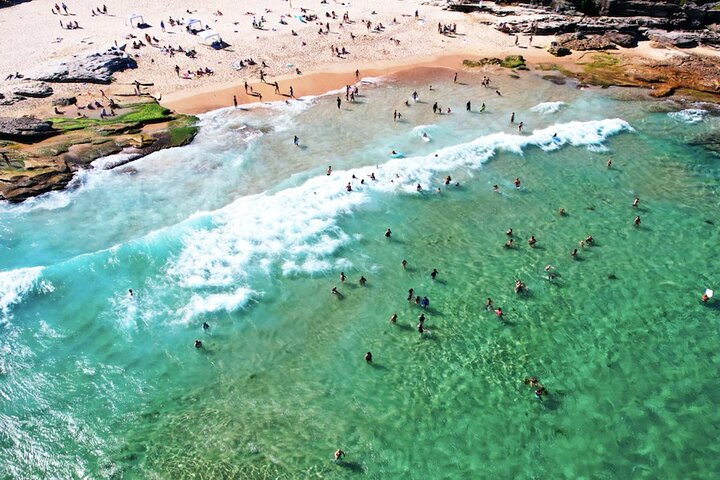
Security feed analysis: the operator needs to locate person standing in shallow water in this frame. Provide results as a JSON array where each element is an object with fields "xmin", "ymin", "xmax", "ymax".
[
  {"xmin": 385, "ymin": 228, "xmax": 392, "ymax": 238},
  {"xmin": 364, "ymin": 351, "xmax": 372, "ymax": 363},
  {"xmin": 634, "ymin": 215, "xmax": 641, "ymax": 226}
]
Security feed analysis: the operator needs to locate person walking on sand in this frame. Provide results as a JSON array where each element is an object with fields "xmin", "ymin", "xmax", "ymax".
[
  {"xmin": 454, "ymin": 72, "xmax": 458, "ymax": 83},
  {"xmin": 233, "ymin": 95, "xmax": 237, "ymax": 108},
  {"xmin": 355, "ymin": 69, "xmax": 360, "ymax": 79},
  {"xmin": 289, "ymin": 86, "xmax": 295, "ymax": 98},
  {"xmin": 466, "ymin": 101, "xmax": 471, "ymax": 111},
  {"xmin": 294, "ymin": 135, "xmax": 299, "ymax": 146},
  {"xmin": 337, "ymin": 97, "xmax": 341, "ymax": 109}
]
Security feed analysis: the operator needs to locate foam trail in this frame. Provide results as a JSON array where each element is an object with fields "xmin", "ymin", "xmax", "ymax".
[
  {"xmin": 668, "ymin": 109, "xmax": 707, "ymax": 124},
  {"xmin": 530, "ymin": 101, "xmax": 566, "ymax": 115}
]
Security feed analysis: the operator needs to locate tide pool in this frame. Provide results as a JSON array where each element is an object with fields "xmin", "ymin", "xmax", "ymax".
[{"xmin": 1, "ymin": 68, "xmax": 719, "ymax": 479}]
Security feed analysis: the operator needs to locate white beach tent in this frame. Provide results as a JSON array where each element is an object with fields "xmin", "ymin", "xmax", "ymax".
[
  {"xmin": 185, "ymin": 18, "xmax": 203, "ymax": 31},
  {"xmin": 126, "ymin": 14, "xmax": 144, "ymax": 27},
  {"xmin": 198, "ymin": 30, "xmax": 222, "ymax": 45}
]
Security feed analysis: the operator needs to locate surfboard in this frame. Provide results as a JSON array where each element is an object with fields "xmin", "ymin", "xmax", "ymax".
[{"xmin": 389, "ymin": 152, "xmax": 404, "ymax": 158}]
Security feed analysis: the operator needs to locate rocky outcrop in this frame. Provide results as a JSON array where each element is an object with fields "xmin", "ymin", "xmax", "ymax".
[
  {"xmin": 12, "ymin": 82, "xmax": 54, "ymax": 98},
  {"xmin": 556, "ymin": 31, "xmax": 637, "ymax": 50},
  {"xmin": 0, "ymin": 116, "xmax": 57, "ymax": 141},
  {"xmin": 31, "ymin": 47, "xmax": 137, "ymax": 84},
  {"xmin": 646, "ymin": 28, "xmax": 720, "ymax": 47},
  {"xmin": 52, "ymin": 96, "xmax": 77, "ymax": 107},
  {"xmin": 0, "ymin": 163, "xmax": 73, "ymax": 202}
]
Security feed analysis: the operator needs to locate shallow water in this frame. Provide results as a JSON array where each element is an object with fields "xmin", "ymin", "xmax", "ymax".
[{"xmin": 1, "ymin": 68, "xmax": 719, "ymax": 479}]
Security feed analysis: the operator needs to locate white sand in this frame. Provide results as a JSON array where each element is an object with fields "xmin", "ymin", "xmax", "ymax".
[{"xmin": 0, "ymin": 0, "xmax": 562, "ymax": 116}]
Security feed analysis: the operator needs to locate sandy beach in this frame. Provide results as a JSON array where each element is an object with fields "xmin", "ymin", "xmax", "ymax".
[{"xmin": 0, "ymin": 0, "xmax": 573, "ymax": 117}]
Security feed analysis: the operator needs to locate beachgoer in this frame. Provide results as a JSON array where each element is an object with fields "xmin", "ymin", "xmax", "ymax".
[
  {"xmin": 518, "ymin": 122, "xmax": 524, "ymax": 133},
  {"xmin": 337, "ymin": 97, "xmax": 341, "ymax": 109},
  {"xmin": 466, "ymin": 101, "xmax": 471, "ymax": 111},
  {"xmin": 480, "ymin": 103, "xmax": 486, "ymax": 112},
  {"xmin": 294, "ymin": 135, "xmax": 299, "ymax": 146}
]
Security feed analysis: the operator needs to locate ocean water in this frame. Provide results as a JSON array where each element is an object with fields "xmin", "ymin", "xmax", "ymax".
[{"xmin": 1, "ymin": 67, "xmax": 719, "ymax": 479}]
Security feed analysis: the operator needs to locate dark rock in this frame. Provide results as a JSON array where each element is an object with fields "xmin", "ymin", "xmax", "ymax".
[
  {"xmin": 52, "ymin": 96, "xmax": 77, "ymax": 107},
  {"xmin": 31, "ymin": 47, "xmax": 137, "ymax": 84},
  {"xmin": 647, "ymin": 29, "xmax": 701, "ymax": 48},
  {"xmin": 556, "ymin": 30, "xmax": 638, "ymax": 50},
  {"xmin": 0, "ymin": 95, "xmax": 24, "ymax": 106},
  {"xmin": 543, "ymin": 74, "xmax": 567, "ymax": 85},
  {"xmin": 0, "ymin": 165, "xmax": 73, "ymax": 202},
  {"xmin": 0, "ymin": 116, "xmax": 58, "ymax": 141},
  {"xmin": 548, "ymin": 43, "xmax": 572, "ymax": 57},
  {"xmin": 12, "ymin": 82, "xmax": 54, "ymax": 98}
]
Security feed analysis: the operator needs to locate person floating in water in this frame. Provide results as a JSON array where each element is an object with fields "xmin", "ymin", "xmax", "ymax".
[
  {"xmin": 194, "ymin": 340, "xmax": 203, "ymax": 349},
  {"xmin": 334, "ymin": 449, "xmax": 345, "ymax": 462},
  {"xmin": 364, "ymin": 351, "xmax": 372, "ymax": 363}
]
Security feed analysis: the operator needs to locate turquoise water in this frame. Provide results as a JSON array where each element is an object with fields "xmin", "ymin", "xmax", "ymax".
[{"xmin": 1, "ymin": 68, "xmax": 719, "ymax": 479}]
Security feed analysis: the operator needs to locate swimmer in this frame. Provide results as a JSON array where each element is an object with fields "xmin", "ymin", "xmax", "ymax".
[
  {"xmin": 634, "ymin": 215, "xmax": 641, "ymax": 226},
  {"xmin": 370, "ymin": 172, "xmax": 376, "ymax": 181},
  {"xmin": 202, "ymin": 322, "xmax": 210, "ymax": 330},
  {"xmin": 559, "ymin": 207, "xmax": 566, "ymax": 216},
  {"xmin": 701, "ymin": 293, "xmax": 709, "ymax": 303},
  {"xmin": 495, "ymin": 307, "xmax": 503, "ymax": 318},
  {"xmin": 418, "ymin": 313, "xmax": 425, "ymax": 324},
  {"xmin": 493, "ymin": 184, "xmax": 500, "ymax": 192},
  {"xmin": 632, "ymin": 197, "xmax": 639, "ymax": 208},
  {"xmin": 506, "ymin": 228, "xmax": 513, "ymax": 236},
  {"xmin": 331, "ymin": 286, "xmax": 339, "ymax": 295},
  {"xmin": 585, "ymin": 236, "xmax": 594, "ymax": 245},
  {"xmin": 417, "ymin": 322, "xmax": 424, "ymax": 333},
  {"xmin": 571, "ymin": 248, "xmax": 578, "ymax": 258},
  {"xmin": 528, "ymin": 235, "xmax": 536, "ymax": 247},
  {"xmin": 402, "ymin": 259, "xmax": 408, "ymax": 269},
  {"xmin": 340, "ymin": 272, "xmax": 346, "ymax": 282},
  {"xmin": 407, "ymin": 288, "xmax": 414, "ymax": 300},
  {"xmin": 504, "ymin": 238, "xmax": 514, "ymax": 248},
  {"xmin": 385, "ymin": 228, "xmax": 392, "ymax": 238},
  {"xmin": 390, "ymin": 313, "xmax": 398, "ymax": 323},
  {"xmin": 422, "ymin": 132, "xmax": 429, "ymax": 141},
  {"xmin": 524, "ymin": 376, "xmax": 541, "ymax": 387},
  {"xmin": 518, "ymin": 122, "xmax": 524, "ymax": 133},
  {"xmin": 445, "ymin": 175, "xmax": 451, "ymax": 185},
  {"xmin": 579, "ymin": 240, "xmax": 585, "ymax": 249},
  {"xmin": 327, "ymin": 166, "xmax": 332, "ymax": 176},
  {"xmin": 391, "ymin": 150, "xmax": 398, "ymax": 155},
  {"xmin": 128, "ymin": 289, "xmax": 133, "ymax": 297},
  {"xmin": 415, "ymin": 295, "xmax": 421, "ymax": 305},
  {"xmin": 486, "ymin": 298, "xmax": 493, "ymax": 310},
  {"xmin": 544, "ymin": 265, "xmax": 554, "ymax": 272},
  {"xmin": 364, "ymin": 351, "xmax": 372, "ymax": 363},
  {"xmin": 416, "ymin": 184, "xmax": 422, "ymax": 192},
  {"xmin": 421, "ymin": 296, "xmax": 430, "ymax": 309},
  {"xmin": 346, "ymin": 182, "xmax": 352, "ymax": 192},
  {"xmin": 194, "ymin": 339, "xmax": 203, "ymax": 349},
  {"xmin": 436, "ymin": 187, "xmax": 441, "ymax": 194},
  {"xmin": 334, "ymin": 449, "xmax": 345, "ymax": 462},
  {"xmin": 513, "ymin": 178, "xmax": 521, "ymax": 189},
  {"xmin": 607, "ymin": 159, "xmax": 612, "ymax": 168},
  {"xmin": 535, "ymin": 387, "xmax": 548, "ymax": 399},
  {"xmin": 431, "ymin": 268, "xmax": 438, "ymax": 280},
  {"xmin": 359, "ymin": 276, "xmax": 367, "ymax": 286}
]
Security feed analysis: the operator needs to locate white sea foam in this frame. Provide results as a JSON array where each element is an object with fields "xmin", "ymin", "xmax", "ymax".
[
  {"xmin": 530, "ymin": 101, "xmax": 566, "ymax": 115},
  {"xmin": 181, "ymin": 287, "xmax": 257, "ymax": 322},
  {"xmin": 668, "ymin": 109, "xmax": 708, "ymax": 124},
  {"xmin": 166, "ymin": 118, "xmax": 632, "ymax": 299},
  {"xmin": 0, "ymin": 267, "xmax": 44, "ymax": 319}
]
